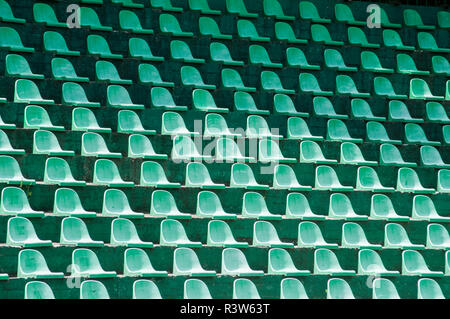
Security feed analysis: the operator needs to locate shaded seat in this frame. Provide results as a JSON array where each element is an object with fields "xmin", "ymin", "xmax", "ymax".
[
  {"xmin": 237, "ymin": 19, "xmax": 270, "ymax": 42},
  {"xmin": 140, "ymin": 161, "xmax": 180, "ymax": 187},
  {"xmin": 93, "ymin": 159, "xmax": 134, "ymax": 187},
  {"xmin": 385, "ymin": 223, "xmax": 425, "ymax": 249},
  {"xmin": 87, "ymin": 35, "xmax": 121, "ymax": 59},
  {"xmin": 280, "ymin": 278, "xmax": 309, "ymax": 299},
  {"xmin": 150, "ymin": 0, "xmax": 182, "ymax": 12},
  {"xmin": 417, "ymin": 32, "xmax": 450, "ymax": 53},
  {"xmin": 340, "ymin": 142, "xmax": 377, "ymax": 166},
  {"xmin": 313, "ymin": 96, "xmax": 348, "ymax": 119},
  {"xmin": 107, "ymin": 85, "xmax": 144, "ymax": 109},
  {"xmin": 370, "ymin": 194, "xmax": 409, "ymax": 221},
  {"xmin": 250, "ymin": 45, "xmax": 282, "ymax": 68},
  {"xmin": 18, "ymin": 249, "xmax": 64, "ymax": 279},
  {"xmin": 438, "ymin": 11, "xmax": 450, "ymax": 28},
  {"xmin": 124, "ymin": 248, "xmax": 168, "ymax": 276},
  {"xmin": 161, "ymin": 220, "xmax": 201, "ymax": 246},
  {"xmin": 412, "ymin": 195, "xmax": 450, "ymax": 222},
  {"xmin": 222, "ymin": 248, "xmax": 264, "ymax": 276},
  {"xmin": 204, "ymin": 113, "xmax": 242, "ymax": 138},
  {"xmin": 138, "ymin": 64, "xmax": 174, "ymax": 87},
  {"xmin": 314, "ymin": 249, "xmax": 356, "ymax": 275},
  {"xmin": 62, "ymin": 82, "xmax": 100, "ymax": 108},
  {"xmin": 6, "ymin": 54, "xmax": 44, "ymax": 79},
  {"xmin": 418, "ymin": 278, "xmax": 446, "ymax": 299},
  {"xmin": 71, "ymin": 248, "xmax": 117, "ymax": 278},
  {"xmin": 162, "ymin": 112, "xmax": 198, "ymax": 136},
  {"xmin": 170, "ymin": 40, "xmax": 205, "ymax": 63},
  {"xmin": 0, "ymin": 187, "xmax": 44, "ymax": 217},
  {"xmin": 372, "ymin": 278, "xmax": 401, "ymax": 299},
  {"xmin": 207, "ymin": 220, "xmax": 248, "ymax": 247},
  {"xmin": 432, "ymin": 56, "xmax": 450, "ymax": 75},
  {"xmin": 342, "ymin": 223, "xmax": 382, "ymax": 249},
  {"xmin": 253, "ymin": 221, "xmax": 294, "ymax": 248},
  {"xmin": 409, "ymin": 78, "xmax": 444, "ymax": 100},
  {"xmin": 403, "ymin": 9, "xmax": 435, "ymax": 29},
  {"xmin": 299, "ymin": 73, "xmax": 332, "ymax": 96},
  {"xmin": 33, "ymin": 130, "xmax": 75, "ymax": 156},
  {"xmin": 51, "ymin": 57, "xmax": 88, "ymax": 82},
  {"xmin": 242, "ymin": 191, "xmax": 282, "ymax": 220},
  {"xmin": 7, "ymin": 216, "xmax": 52, "ymax": 247},
  {"xmin": 151, "ymin": 87, "xmax": 187, "ymax": 111},
  {"xmin": 43, "ymin": 31, "xmax": 80, "ymax": 56},
  {"xmin": 197, "ymin": 191, "xmax": 236, "ymax": 219},
  {"xmin": 274, "ymin": 94, "xmax": 308, "ymax": 117},
  {"xmin": 80, "ymin": 280, "xmax": 110, "ymax": 299},
  {"xmin": 246, "ymin": 115, "xmax": 282, "ymax": 139},
  {"xmin": 335, "ymin": 3, "xmax": 365, "ymax": 25},
  {"xmin": 426, "ymin": 102, "xmax": 450, "ymax": 123},
  {"xmin": 420, "ymin": 146, "xmax": 450, "ymax": 168},
  {"xmin": 374, "ymin": 76, "xmax": 407, "ymax": 99},
  {"xmin": 1, "ymin": 0, "xmax": 25, "ymax": 23},
  {"xmin": 53, "ymin": 188, "xmax": 96, "ymax": 217},
  {"xmin": 405, "ymin": 123, "xmax": 440, "ymax": 146},
  {"xmin": 311, "ymin": 24, "xmax": 343, "ymax": 46},
  {"xmin": 233, "ymin": 279, "xmax": 261, "ymax": 299},
  {"xmin": 174, "ymin": 247, "xmax": 217, "ymax": 276},
  {"xmin": 96, "ymin": 60, "xmax": 132, "ymax": 84},
  {"xmin": 102, "ymin": 189, "xmax": 144, "ymax": 218},
  {"xmin": 298, "ymin": 221, "xmax": 338, "ymax": 248},
  {"xmin": 261, "ymin": 71, "xmax": 293, "ymax": 94},
  {"xmin": 0, "ymin": 27, "xmax": 34, "ymax": 52},
  {"xmin": 397, "ymin": 167, "xmax": 435, "ymax": 193},
  {"xmin": 259, "ymin": 139, "xmax": 296, "ymax": 163},
  {"xmin": 402, "ymin": 250, "xmax": 443, "ymax": 277},
  {"xmin": 383, "ymin": 29, "xmax": 414, "ymax": 50},
  {"xmin": 25, "ymin": 281, "xmax": 55, "ymax": 299},
  {"xmin": 356, "ymin": 166, "xmax": 395, "ymax": 192},
  {"xmin": 216, "ymin": 138, "xmax": 256, "ymax": 163},
  {"xmin": 72, "ymin": 108, "xmax": 110, "ymax": 133},
  {"xmin": 437, "ymin": 169, "xmax": 450, "ymax": 193},
  {"xmin": 210, "ymin": 42, "xmax": 243, "ymax": 65},
  {"xmin": 336, "ymin": 74, "xmax": 369, "ymax": 97},
  {"xmin": 273, "ymin": 164, "xmax": 312, "ymax": 191},
  {"xmin": 324, "ymin": 49, "xmax": 357, "ymax": 71},
  {"xmin": 129, "ymin": 38, "xmax": 164, "ymax": 61},
  {"xmin": 184, "ymin": 279, "xmax": 213, "ymax": 299},
  {"xmin": 15, "ymin": 80, "xmax": 54, "ymax": 105},
  {"xmin": 226, "ymin": 0, "xmax": 257, "ymax": 18},
  {"xmin": 233, "ymin": 91, "xmax": 269, "ymax": 115},
  {"xmin": 192, "ymin": 89, "xmax": 229, "ymax": 113},
  {"xmin": 315, "ymin": 166, "xmax": 353, "ymax": 191},
  {"xmin": 172, "ymin": 135, "xmax": 211, "ymax": 161},
  {"xmin": 0, "ymin": 129, "xmax": 25, "ymax": 155},
  {"xmin": 60, "ymin": 217, "xmax": 103, "ymax": 247},
  {"xmin": 160, "ymin": 13, "xmax": 193, "ymax": 37},
  {"xmin": 286, "ymin": 47, "xmax": 320, "ymax": 70},
  {"xmin": 118, "ymin": 110, "xmax": 156, "ymax": 135},
  {"xmin": 24, "ymin": 105, "xmax": 62, "ymax": 130},
  {"xmin": 366, "ymin": 122, "xmax": 401, "ymax": 144},
  {"xmin": 222, "ymin": 68, "xmax": 256, "ymax": 92},
  {"xmin": 347, "ymin": 27, "xmax": 380, "ymax": 48},
  {"xmin": 189, "ymin": 0, "xmax": 221, "ymax": 15},
  {"xmin": 299, "ymin": 1, "xmax": 330, "ymax": 23},
  {"xmin": 286, "ymin": 193, "xmax": 324, "ymax": 220},
  {"xmin": 388, "ymin": 100, "xmax": 424, "ymax": 123},
  {"xmin": 0, "ymin": 115, "xmax": 15, "ymax": 129},
  {"xmin": 358, "ymin": 249, "xmax": 399, "ymax": 276},
  {"xmin": 0, "ymin": 155, "xmax": 35, "ymax": 185},
  {"xmin": 111, "ymin": 219, "xmax": 155, "ymax": 248},
  {"xmin": 360, "ymin": 51, "xmax": 393, "ymax": 73},
  {"xmin": 268, "ymin": 248, "xmax": 310, "ymax": 276},
  {"xmin": 426, "ymin": 224, "xmax": 450, "ymax": 250},
  {"xmin": 182, "ymin": 66, "xmax": 216, "ymax": 90},
  {"xmin": 275, "ymin": 22, "xmax": 307, "ymax": 43},
  {"xmin": 79, "ymin": 7, "xmax": 112, "ymax": 31},
  {"xmin": 300, "ymin": 140, "xmax": 337, "ymax": 164},
  {"xmin": 230, "ymin": 163, "xmax": 269, "ymax": 189},
  {"xmin": 186, "ymin": 162, "xmax": 225, "ymax": 189},
  {"xmin": 120, "ymin": 11, "xmax": 153, "ymax": 33},
  {"xmin": 396, "ymin": 53, "xmax": 430, "ymax": 75},
  {"xmin": 287, "ymin": 117, "xmax": 323, "ymax": 141},
  {"xmin": 151, "ymin": 190, "xmax": 192, "ymax": 219},
  {"xmin": 327, "ymin": 119, "xmax": 363, "ymax": 143},
  {"xmin": 133, "ymin": 280, "xmax": 162, "ymax": 299},
  {"xmin": 82, "ymin": 132, "xmax": 122, "ymax": 158},
  {"xmin": 329, "ymin": 193, "xmax": 368, "ymax": 220},
  {"xmin": 379, "ymin": 7, "xmax": 402, "ymax": 28},
  {"xmin": 264, "ymin": 0, "xmax": 294, "ymax": 20},
  {"xmin": 327, "ymin": 279, "xmax": 355, "ymax": 300},
  {"xmin": 199, "ymin": 17, "xmax": 231, "ymax": 40}
]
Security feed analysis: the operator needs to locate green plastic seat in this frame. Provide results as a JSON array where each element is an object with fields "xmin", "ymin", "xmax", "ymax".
[
  {"xmin": 438, "ymin": 11, "xmax": 450, "ymax": 28},
  {"xmin": 427, "ymin": 224, "xmax": 450, "ymax": 250},
  {"xmin": 138, "ymin": 64, "xmax": 173, "ymax": 87},
  {"xmin": 197, "ymin": 191, "xmax": 236, "ymax": 219},
  {"xmin": 356, "ymin": 166, "xmax": 394, "ymax": 192},
  {"xmin": 0, "ymin": 129, "xmax": 24, "ymax": 155},
  {"xmin": 24, "ymin": 105, "xmax": 62, "ymax": 130},
  {"xmin": 233, "ymin": 279, "xmax": 262, "ymax": 299},
  {"xmin": 396, "ymin": 53, "xmax": 430, "ymax": 75},
  {"xmin": 261, "ymin": 71, "xmax": 293, "ymax": 94},
  {"xmin": 107, "ymin": 85, "xmax": 144, "ymax": 109},
  {"xmin": 60, "ymin": 217, "xmax": 103, "ymax": 247},
  {"xmin": 372, "ymin": 278, "xmax": 401, "ymax": 299},
  {"xmin": 199, "ymin": 17, "xmax": 232, "ymax": 39},
  {"xmin": 15, "ymin": 81, "xmax": 54, "ymax": 105},
  {"xmin": 192, "ymin": 89, "xmax": 228, "ymax": 113},
  {"xmin": 335, "ymin": 3, "xmax": 365, "ymax": 25},
  {"xmin": 216, "ymin": 138, "xmax": 256, "ymax": 163},
  {"xmin": 0, "ymin": 0, "xmax": 25, "ymax": 23},
  {"xmin": 370, "ymin": 194, "xmax": 409, "ymax": 221},
  {"xmin": 287, "ymin": 117, "xmax": 323, "ymax": 141},
  {"xmin": 300, "ymin": 140, "xmax": 337, "ymax": 164},
  {"xmin": 412, "ymin": 195, "xmax": 450, "ymax": 222},
  {"xmin": 124, "ymin": 248, "xmax": 168, "ymax": 276},
  {"xmin": 96, "ymin": 61, "xmax": 132, "ymax": 85},
  {"xmin": 432, "ymin": 56, "xmax": 450, "ymax": 75},
  {"xmin": 161, "ymin": 220, "xmax": 201, "ymax": 246},
  {"xmin": 385, "ymin": 223, "xmax": 425, "ymax": 249},
  {"xmin": 237, "ymin": 19, "xmax": 269, "ymax": 42},
  {"xmin": 327, "ymin": 279, "xmax": 355, "ymax": 299},
  {"xmin": 242, "ymin": 191, "xmax": 282, "ymax": 220},
  {"xmin": 0, "ymin": 116, "xmax": 15, "ymax": 129},
  {"xmin": 129, "ymin": 38, "xmax": 164, "ymax": 61},
  {"xmin": 204, "ymin": 113, "xmax": 242, "ymax": 138},
  {"xmin": 388, "ymin": 100, "xmax": 424, "ymax": 123},
  {"xmin": 274, "ymin": 94, "xmax": 309, "ymax": 117},
  {"xmin": 102, "ymin": 189, "xmax": 144, "ymax": 218},
  {"xmin": 233, "ymin": 91, "xmax": 269, "ymax": 115},
  {"xmin": 366, "ymin": 122, "xmax": 401, "ymax": 144},
  {"xmin": 182, "ymin": 66, "xmax": 216, "ymax": 90},
  {"xmin": 358, "ymin": 249, "xmax": 399, "ymax": 276},
  {"xmin": 253, "ymin": 221, "xmax": 293, "ymax": 248},
  {"xmin": 80, "ymin": 7, "xmax": 112, "ymax": 31},
  {"xmin": 329, "ymin": 193, "xmax": 368, "ymax": 220},
  {"xmin": 426, "ymin": 102, "xmax": 449, "ymax": 123},
  {"xmin": 162, "ymin": 112, "xmax": 198, "ymax": 136},
  {"xmin": 53, "ymin": 188, "xmax": 96, "ymax": 217},
  {"xmin": 420, "ymin": 146, "xmax": 449, "ymax": 168},
  {"xmin": 397, "ymin": 167, "xmax": 435, "ymax": 193},
  {"xmin": 174, "ymin": 247, "xmax": 216, "ymax": 276},
  {"xmin": 250, "ymin": 45, "xmax": 282, "ymax": 68},
  {"xmin": 18, "ymin": 249, "xmax": 64, "ymax": 279},
  {"xmin": 336, "ymin": 74, "xmax": 370, "ymax": 97},
  {"xmin": 222, "ymin": 248, "xmax": 264, "ymax": 276},
  {"xmin": 0, "ymin": 187, "xmax": 44, "ymax": 217},
  {"xmin": 7, "ymin": 216, "xmax": 52, "ymax": 247},
  {"xmin": 184, "ymin": 279, "xmax": 212, "ymax": 299},
  {"xmin": 33, "ymin": 130, "xmax": 75, "ymax": 156},
  {"xmin": 273, "ymin": 165, "xmax": 312, "ymax": 191},
  {"xmin": 347, "ymin": 26, "xmax": 380, "ymax": 48},
  {"xmin": 299, "ymin": 1, "xmax": 330, "ymax": 23},
  {"xmin": 402, "ymin": 250, "xmax": 443, "ymax": 277},
  {"xmin": 43, "ymin": 31, "xmax": 79, "ymax": 56},
  {"xmin": 405, "ymin": 123, "xmax": 440, "ymax": 146},
  {"xmin": 286, "ymin": 193, "xmax": 324, "ymax": 220},
  {"xmin": 418, "ymin": 278, "xmax": 445, "ymax": 299},
  {"xmin": 379, "ymin": 7, "xmax": 401, "ymax": 28},
  {"xmin": 118, "ymin": 110, "xmax": 156, "ymax": 135},
  {"xmin": 374, "ymin": 76, "xmax": 407, "ymax": 99},
  {"xmin": 280, "ymin": 278, "xmax": 309, "ymax": 299},
  {"xmin": 342, "ymin": 223, "xmax": 382, "ymax": 249},
  {"xmin": 409, "ymin": 78, "xmax": 445, "ymax": 100},
  {"xmin": 404, "ymin": 9, "xmax": 435, "ymax": 29},
  {"xmin": 230, "ymin": 163, "xmax": 269, "ymax": 189},
  {"xmin": 316, "ymin": 165, "xmax": 353, "ymax": 191},
  {"xmin": 0, "ymin": 27, "xmax": 34, "ymax": 52},
  {"xmin": 327, "ymin": 119, "xmax": 363, "ymax": 143},
  {"xmin": 25, "ymin": 281, "xmax": 55, "ymax": 299},
  {"xmin": 299, "ymin": 73, "xmax": 332, "ymax": 96},
  {"xmin": 151, "ymin": 190, "xmax": 191, "ymax": 219},
  {"xmin": 6, "ymin": 54, "xmax": 44, "ymax": 79},
  {"xmin": 151, "ymin": 87, "xmax": 187, "ymax": 111},
  {"xmin": 112, "ymin": 219, "xmax": 155, "ymax": 248},
  {"xmin": 325, "ymin": 49, "xmax": 357, "ymax": 72},
  {"xmin": 80, "ymin": 280, "xmax": 109, "ymax": 299},
  {"xmin": 313, "ymin": 96, "xmax": 348, "ymax": 119},
  {"xmin": 268, "ymin": 248, "xmax": 310, "ymax": 276},
  {"xmin": 340, "ymin": 142, "xmax": 377, "ymax": 166},
  {"xmin": 71, "ymin": 248, "xmax": 117, "ymax": 278},
  {"xmin": 72, "ymin": 108, "xmax": 110, "ymax": 133},
  {"xmin": 119, "ymin": 10, "xmax": 152, "ymax": 34},
  {"xmin": 186, "ymin": 162, "xmax": 225, "ymax": 189},
  {"xmin": 45, "ymin": 157, "xmax": 86, "ymax": 186},
  {"xmin": 311, "ymin": 24, "xmax": 343, "ymax": 46},
  {"xmin": 264, "ymin": 0, "xmax": 294, "ymax": 20},
  {"xmin": 210, "ymin": 42, "xmax": 242, "ymax": 65},
  {"xmin": 275, "ymin": 22, "xmax": 307, "ymax": 43},
  {"xmin": 383, "ymin": 29, "xmax": 414, "ymax": 50},
  {"xmin": 286, "ymin": 47, "xmax": 320, "ymax": 70},
  {"xmin": 52, "ymin": 57, "xmax": 89, "ymax": 84},
  {"xmin": 81, "ymin": 132, "xmax": 122, "ymax": 158},
  {"xmin": 314, "ymin": 249, "xmax": 356, "ymax": 275},
  {"xmin": 246, "ymin": 115, "xmax": 282, "ymax": 139},
  {"xmin": 298, "ymin": 221, "xmax": 338, "ymax": 248},
  {"xmin": 133, "ymin": 280, "xmax": 162, "ymax": 299},
  {"xmin": 417, "ymin": 32, "xmax": 450, "ymax": 53},
  {"xmin": 226, "ymin": 0, "xmax": 257, "ymax": 18},
  {"xmin": 170, "ymin": 40, "xmax": 205, "ymax": 63},
  {"xmin": 62, "ymin": 82, "xmax": 100, "ymax": 107},
  {"xmin": 259, "ymin": 139, "xmax": 296, "ymax": 163},
  {"xmin": 207, "ymin": 220, "xmax": 248, "ymax": 247},
  {"xmin": 87, "ymin": 35, "xmax": 121, "ymax": 59},
  {"xmin": 113, "ymin": 0, "xmax": 144, "ymax": 8},
  {"xmin": 223, "ymin": 69, "xmax": 256, "ymax": 92},
  {"xmin": 0, "ymin": 155, "xmax": 35, "ymax": 185},
  {"xmin": 93, "ymin": 159, "xmax": 134, "ymax": 187},
  {"xmin": 360, "ymin": 51, "xmax": 394, "ymax": 73},
  {"xmin": 438, "ymin": 169, "xmax": 450, "ymax": 193},
  {"xmin": 160, "ymin": 13, "xmax": 193, "ymax": 37},
  {"xmin": 189, "ymin": 0, "xmax": 220, "ymax": 15},
  {"xmin": 150, "ymin": 0, "xmax": 182, "ymax": 12},
  {"xmin": 172, "ymin": 135, "xmax": 211, "ymax": 161}
]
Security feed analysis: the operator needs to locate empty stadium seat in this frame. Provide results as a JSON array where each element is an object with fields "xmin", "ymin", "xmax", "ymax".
[
  {"xmin": 133, "ymin": 280, "xmax": 162, "ymax": 299},
  {"xmin": 151, "ymin": 0, "xmax": 182, "ymax": 11},
  {"xmin": 299, "ymin": 73, "xmax": 332, "ymax": 96},
  {"xmin": 437, "ymin": 169, "xmax": 450, "ymax": 193},
  {"xmin": 182, "ymin": 66, "xmax": 216, "ymax": 90},
  {"xmin": 192, "ymin": 89, "xmax": 229, "ymax": 113},
  {"xmin": 324, "ymin": 49, "xmax": 357, "ymax": 72},
  {"xmin": 336, "ymin": 75, "xmax": 369, "ymax": 97},
  {"xmin": 311, "ymin": 24, "xmax": 343, "ymax": 46},
  {"xmin": 24, "ymin": 105, "xmax": 62, "ymax": 130},
  {"xmin": 216, "ymin": 138, "xmax": 256, "ymax": 162},
  {"xmin": 360, "ymin": 51, "xmax": 394, "ymax": 73},
  {"xmin": 396, "ymin": 53, "xmax": 430, "ymax": 75},
  {"xmin": 107, "ymin": 85, "xmax": 144, "ymax": 109},
  {"xmin": 82, "ymin": 132, "xmax": 121, "ymax": 158},
  {"xmin": 80, "ymin": 7, "xmax": 112, "ymax": 31},
  {"xmin": 356, "ymin": 166, "xmax": 394, "ymax": 192},
  {"xmin": 335, "ymin": 3, "xmax": 365, "ymax": 25},
  {"xmin": 63, "ymin": 82, "xmax": 100, "ymax": 107},
  {"xmin": 259, "ymin": 139, "xmax": 296, "ymax": 163},
  {"xmin": 102, "ymin": 189, "xmax": 144, "ymax": 218},
  {"xmin": 0, "ymin": 0, "xmax": 25, "ymax": 23},
  {"xmin": 274, "ymin": 94, "xmax": 308, "ymax": 117},
  {"xmin": 163, "ymin": 112, "xmax": 198, "ymax": 136},
  {"xmin": 53, "ymin": 188, "xmax": 96, "ymax": 217},
  {"xmin": 348, "ymin": 27, "xmax": 380, "ymax": 48},
  {"xmin": 151, "ymin": 87, "xmax": 187, "ymax": 111},
  {"xmin": 418, "ymin": 278, "xmax": 445, "ymax": 299},
  {"xmin": 342, "ymin": 223, "xmax": 382, "ymax": 249},
  {"xmin": 273, "ymin": 164, "xmax": 312, "ymax": 191},
  {"xmin": 253, "ymin": 221, "xmax": 294, "ymax": 248},
  {"xmin": 174, "ymin": 247, "xmax": 216, "ymax": 276},
  {"xmin": 44, "ymin": 157, "xmax": 85, "ymax": 186},
  {"xmin": 161, "ymin": 220, "xmax": 201, "ymax": 246},
  {"xmin": 111, "ymin": 219, "xmax": 155, "ymax": 248},
  {"xmin": 242, "ymin": 192, "xmax": 282, "ymax": 220},
  {"xmin": 87, "ymin": 35, "xmax": 122, "ymax": 59},
  {"xmin": 379, "ymin": 7, "xmax": 401, "ymax": 28},
  {"xmin": 233, "ymin": 91, "xmax": 268, "ymax": 114},
  {"xmin": 417, "ymin": 32, "xmax": 450, "ymax": 52},
  {"xmin": 426, "ymin": 102, "xmax": 450, "ymax": 123},
  {"xmin": 226, "ymin": 0, "xmax": 257, "ymax": 18},
  {"xmin": 370, "ymin": 194, "xmax": 409, "ymax": 221},
  {"xmin": 327, "ymin": 119, "xmax": 363, "ymax": 143},
  {"xmin": 298, "ymin": 222, "xmax": 338, "ymax": 248},
  {"xmin": 6, "ymin": 54, "xmax": 44, "ymax": 79},
  {"xmin": 172, "ymin": 135, "xmax": 211, "ymax": 161},
  {"xmin": 96, "ymin": 60, "xmax": 132, "ymax": 84},
  {"xmin": 327, "ymin": 279, "xmax": 355, "ymax": 299},
  {"xmin": 340, "ymin": 142, "xmax": 377, "ymax": 166},
  {"xmin": 171, "ymin": 40, "xmax": 205, "ymax": 63},
  {"xmin": 0, "ymin": 155, "xmax": 35, "ymax": 185},
  {"xmin": 300, "ymin": 140, "xmax": 337, "ymax": 164},
  {"xmin": 138, "ymin": 64, "xmax": 174, "ymax": 87},
  {"xmin": 200, "ymin": 18, "xmax": 232, "ymax": 39},
  {"xmin": 186, "ymin": 162, "xmax": 225, "ymax": 189},
  {"xmin": 0, "ymin": 129, "xmax": 24, "ymax": 155},
  {"xmin": 160, "ymin": 13, "xmax": 193, "ymax": 37},
  {"xmin": 313, "ymin": 96, "xmax": 347, "ymax": 119},
  {"xmin": 268, "ymin": 248, "xmax": 310, "ymax": 276},
  {"xmin": 207, "ymin": 220, "xmax": 248, "ymax": 247},
  {"xmin": 93, "ymin": 159, "xmax": 134, "ymax": 187},
  {"xmin": 222, "ymin": 248, "xmax": 264, "ymax": 276},
  {"xmin": 60, "ymin": 217, "xmax": 103, "ymax": 247},
  {"xmin": 385, "ymin": 223, "xmax": 425, "ymax": 249},
  {"xmin": 189, "ymin": 0, "xmax": 220, "ymax": 15},
  {"xmin": 329, "ymin": 193, "xmax": 368, "ymax": 220},
  {"xmin": 113, "ymin": 0, "xmax": 144, "ymax": 8},
  {"xmin": 372, "ymin": 278, "xmax": 401, "ymax": 299},
  {"xmin": 402, "ymin": 250, "xmax": 443, "ymax": 277},
  {"xmin": 33, "ymin": 130, "xmax": 75, "ymax": 156},
  {"xmin": 412, "ymin": 195, "xmax": 450, "ymax": 222},
  {"xmin": 18, "ymin": 249, "xmax": 64, "ymax": 279},
  {"xmin": 388, "ymin": 100, "xmax": 424, "ymax": 123},
  {"xmin": 280, "ymin": 278, "xmax": 309, "ymax": 299},
  {"xmin": 404, "ymin": 9, "xmax": 435, "ymax": 29},
  {"xmin": 432, "ymin": 56, "xmax": 450, "ymax": 75},
  {"xmin": 184, "ymin": 279, "xmax": 213, "ymax": 299},
  {"xmin": 230, "ymin": 163, "xmax": 269, "ymax": 189},
  {"xmin": 287, "ymin": 117, "xmax": 323, "ymax": 141},
  {"xmin": 410, "ymin": 78, "xmax": 445, "ymax": 100},
  {"xmin": 286, "ymin": 47, "xmax": 320, "ymax": 70},
  {"xmin": 204, "ymin": 113, "xmax": 241, "ymax": 138},
  {"xmin": 275, "ymin": 22, "xmax": 307, "ymax": 43},
  {"xmin": 380, "ymin": 144, "xmax": 416, "ymax": 167},
  {"xmin": 358, "ymin": 249, "xmax": 399, "ymax": 276},
  {"xmin": 124, "ymin": 248, "xmax": 168, "ymax": 276},
  {"xmin": 374, "ymin": 76, "xmax": 407, "ymax": 99},
  {"xmin": 15, "ymin": 81, "xmax": 54, "ymax": 105},
  {"xmin": 118, "ymin": 110, "xmax": 156, "ymax": 135},
  {"xmin": 129, "ymin": 38, "xmax": 164, "ymax": 61},
  {"xmin": 43, "ymin": 31, "xmax": 79, "ymax": 56},
  {"xmin": 249, "ymin": 45, "xmax": 282, "ymax": 68},
  {"xmin": 0, "ymin": 27, "xmax": 34, "ymax": 52},
  {"xmin": 0, "ymin": 187, "xmax": 44, "ymax": 217},
  {"xmin": 261, "ymin": 71, "xmax": 293, "ymax": 94},
  {"xmin": 24, "ymin": 281, "xmax": 55, "ymax": 299},
  {"xmin": 351, "ymin": 98, "xmax": 387, "ymax": 121},
  {"xmin": 314, "ymin": 249, "xmax": 356, "ymax": 275},
  {"xmin": 7, "ymin": 216, "xmax": 52, "ymax": 247},
  {"xmin": 151, "ymin": 190, "xmax": 192, "ymax": 219},
  {"xmin": 119, "ymin": 10, "xmax": 152, "ymax": 34},
  {"xmin": 366, "ymin": 122, "xmax": 401, "ymax": 144},
  {"xmin": 299, "ymin": 1, "xmax": 330, "ymax": 23},
  {"xmin": 427, "ymin": 223, "xmax": 450, "ymax": 249},
  {"xmin": 223, "ymin": 68, "xmax": 256, "ymax": 92},
  {"xmin": 51, "ymin": 58, "xmax": 89, "ymax": 82},
  {"xmin": 420, "ymin": 146, "xmax": 449, "ymax": 168},
  {"xmin": 405, "ymin": 123, "xmax": 440, "ymax": 146},
  {"xmin": 210, "ymin": 42, "xmax": 243, "ymax": 65},
  {"xmin": 286, "ymin": 193, "xmax": 324, "ymax": 220},
  {"xmin": 315, "ymin": 165, "xmax": 353, "ymax": 191},
  {"xmin": 246, "ymin": 115, "xmax": 282, "ymax": 139},
  {"xmin": 197, "ymin": 191, "xmax": 237, "ymax": 219},
  {"xmin": 80, "ymin": 280, "xmax": 110, "ymax": 299},
  {"xmin": 383, "ymin": 29, "xmax": 414, "ymax": 50},
  {"xmin": 437, "ymin": 11, "xmax": 449, "ymax": 28},
  {"xmin": 71, "ymin": 248, "xmax": 117, "ymax": 278},
  {"xmin": 397, "ymin": 167, "xmax": 435, "ymax": 193},
  {"xmin": 233, "ymin": 279, "xmax": 261, "ymax": 299}
]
